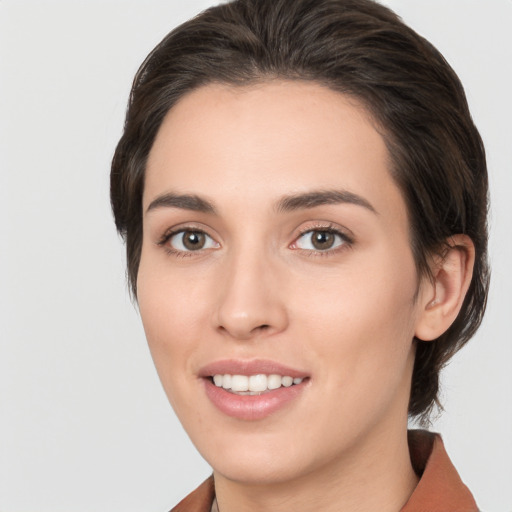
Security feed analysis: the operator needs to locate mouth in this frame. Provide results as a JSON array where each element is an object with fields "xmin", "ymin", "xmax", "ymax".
[
  {"xmin": 199, "ymin": 360, "xmax": 309, "ymax": 421},
  {"xmin": 210, "ymin": 373, "xmax": 304, "ymax": 395}
]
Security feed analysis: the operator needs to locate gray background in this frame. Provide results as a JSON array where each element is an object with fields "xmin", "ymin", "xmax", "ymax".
[{"xmin": 1, "ymin": 1, "xmax": 511, "ymax": 510}]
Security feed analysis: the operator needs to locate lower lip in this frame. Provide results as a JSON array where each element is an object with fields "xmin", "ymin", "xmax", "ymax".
[{"xmin": 203, "ymin": 379, "xmax": 307, "ymax": 421}]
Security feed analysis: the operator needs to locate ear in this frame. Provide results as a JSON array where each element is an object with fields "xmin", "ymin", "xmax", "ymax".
[{"xmin": 414, "ymin": 235, "xmax": 475, "ymax": 342}]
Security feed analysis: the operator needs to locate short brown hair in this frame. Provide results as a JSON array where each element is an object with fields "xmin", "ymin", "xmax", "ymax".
[{"xmin": 111, "ymin": 0, "xmax": 489, "ymax": 421}]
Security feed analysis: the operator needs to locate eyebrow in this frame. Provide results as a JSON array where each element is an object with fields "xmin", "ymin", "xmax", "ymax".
[
  {"xmin": 146, "ymin": 193, "xmax": 216, "ymax": 215},
  {"xmin": 276, "ymin": 189, "xmax": 377, "ymax": 214},
  {"xmin": 145, "ymin": 189, "xmax": 377, "ymax": 216}
]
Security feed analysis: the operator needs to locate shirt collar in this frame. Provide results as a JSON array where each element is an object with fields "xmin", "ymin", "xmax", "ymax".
[{"xmin": 400, "ymin": 429, "xmax": 478, "ymax": 511}]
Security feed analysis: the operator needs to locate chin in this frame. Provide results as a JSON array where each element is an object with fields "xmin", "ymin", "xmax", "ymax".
[
  {"xmin": 211, "ymin": 450, "xmax": 313, "ymax": 486},
  {"xmin": 191, "ymin": 418, "xmax": 336, "ymax": 487}
]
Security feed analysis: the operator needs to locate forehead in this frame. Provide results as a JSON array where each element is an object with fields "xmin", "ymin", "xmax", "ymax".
[{"xmin": 144, "ymin": 80, "xmax": 403, "ymax": 221}]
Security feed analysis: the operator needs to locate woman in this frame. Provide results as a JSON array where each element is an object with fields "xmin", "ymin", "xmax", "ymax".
[{"xmin": 111, "ymin": 0, "xmax": 489, "ymax": 510}]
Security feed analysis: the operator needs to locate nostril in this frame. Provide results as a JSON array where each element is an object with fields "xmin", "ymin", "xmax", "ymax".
[{"xmin": 256, "ymin": 324, "xmax": 270, "ymax": 332}]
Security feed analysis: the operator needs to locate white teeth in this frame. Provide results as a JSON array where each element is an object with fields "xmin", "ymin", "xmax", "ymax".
[
  {"xmin": 212, "ymin": 374, "xmax": 304, "ymax": 392},
  {"xmin": 222, "ymin": 374, "xmax": 232, "ymax": 390},
  {"xmin": 282, "ymin": 376, "xmax": 293, "ymax": 387},
  {"xmin": 231, "ymin": 375, "xmax": 249, "ymax": 392},
  {"xmin": 249, "ymin": 374, "xmax": 267, "ymax": 392},
  {"xmin": 267, "ymin": 374, "xmax": 282, "ymax": 390}
]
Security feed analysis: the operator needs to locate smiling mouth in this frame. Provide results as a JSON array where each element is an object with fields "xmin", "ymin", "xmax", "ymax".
[
  {"xmin": 210, "ymin": 374, "xmax": 305, "ymax": 395},
  {"xmin": 202, "ymin": 364, "xmax": 309, "ymax": 420}
]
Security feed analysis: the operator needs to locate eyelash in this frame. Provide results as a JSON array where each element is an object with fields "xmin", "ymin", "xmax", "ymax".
[
  {"xmin": 156, "ymin": 223, "xmax": 353, "ymax": 257},
  {"xmin": 291, "ymin": 223, "xmax": 353, "ymax": 257},
  {"xmin": 157, "ymin": 227, "xmax": 216, "ymax": 258}
]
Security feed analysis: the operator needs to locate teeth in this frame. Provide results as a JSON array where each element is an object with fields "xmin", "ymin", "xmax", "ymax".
[
  {"xmin": 231, "ymin": 375, "xmax": 249, "ymax": 392},
  {"xmin": 267, "ymin": 374, "xmax": 282, "ymax": 390},
  {"xmin": 282, "ymin": 376, "xmax": 293, "ymax": 387},
  {"xmin": 222, "ymin": 374, "xmax": 232, "ymax": 390},
  {"xmin": 212, "ymin": 373, "xmax": 304, "ymax": 393},
  {"xmin": 249, "ymin": 374, "xmax": 267, "ymax": 392}
]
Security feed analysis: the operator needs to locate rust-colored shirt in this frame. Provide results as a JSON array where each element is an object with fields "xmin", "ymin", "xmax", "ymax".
[{"xmin": 171, "ymin": 430, "xmax": 478, "ymax": 512}]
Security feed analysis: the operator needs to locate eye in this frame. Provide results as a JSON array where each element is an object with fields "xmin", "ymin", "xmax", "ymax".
[
  {"xmin": 167, "ymin": 230, "xmax": 219, "ymax": 252},
  {"xmin": 293, "ymin": 229, "xmax": 348, "ymax": 251}
]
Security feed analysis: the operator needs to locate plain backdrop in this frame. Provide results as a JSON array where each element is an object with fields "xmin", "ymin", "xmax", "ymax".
[{"xmin": 1, "ymin": 1, "xmax": 511, "ymax": 511}]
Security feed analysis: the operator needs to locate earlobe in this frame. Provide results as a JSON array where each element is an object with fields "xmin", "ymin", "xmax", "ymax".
[{"xmin": 415, "ymin": 235, "xmax": 475, "ymax": 341}]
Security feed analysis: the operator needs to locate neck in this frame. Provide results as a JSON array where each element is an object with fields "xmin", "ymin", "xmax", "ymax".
[{"xmin": 213, "ymin": 424, "xmax": 418, "ymax": 512}]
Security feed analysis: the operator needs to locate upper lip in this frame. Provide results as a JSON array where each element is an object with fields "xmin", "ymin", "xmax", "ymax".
[{"xmin": 198, "ymin": 359, "xmax": 309, "ymax": 379}]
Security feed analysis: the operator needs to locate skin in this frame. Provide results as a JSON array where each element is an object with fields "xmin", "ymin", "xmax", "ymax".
[{"xmin": 137, "ymin": 81, "xmax": 472, "ymax": 512}]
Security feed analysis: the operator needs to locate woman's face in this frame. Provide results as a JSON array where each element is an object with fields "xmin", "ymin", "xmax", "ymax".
[{"xmin": 138, "ymin": 81, "xmax": 430, "ymax": 484}]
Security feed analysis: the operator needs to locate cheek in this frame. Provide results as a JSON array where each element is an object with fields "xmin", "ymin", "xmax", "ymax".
[
  {"xmin": 294, "ymin": 247, "xmax": 419, "ymax": 393},
  {"xmin": 300, "ymin": 246, "xmax": 416, "ymax": 329},
  {"xmin": 136, "ymin": 254, "xmax": 212, "ymax": 396},
  {"xmin": 137, "ymin": 247, "xmax": 212, "ymax": 332},
  {"xmin": 137, "ymin": 280, "xmax": 215, "ymax": 436}
]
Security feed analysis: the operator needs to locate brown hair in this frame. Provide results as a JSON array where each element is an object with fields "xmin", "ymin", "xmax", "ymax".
[{"xmin": 111, "ymin": 0, "xmax": 489, "ymax": 421}]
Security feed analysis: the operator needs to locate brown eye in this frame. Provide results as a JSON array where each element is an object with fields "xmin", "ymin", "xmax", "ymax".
[
  {"xmin": 168, "ymin": 230, "xmax": 218, "ymax": 252},
  {"xmin": 182, "ymin": 231, "xmax": 205, "ymax": 250},
  {"xmin": 294, "ymin": 229, "xmax": 347, "ymax": 252},
  {"xmin": 311, "ymin": 231, "xmax": 335, "ymax": 250}
]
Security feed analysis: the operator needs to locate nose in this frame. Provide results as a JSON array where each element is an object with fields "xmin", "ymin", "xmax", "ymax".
[{"xmin": 212, "ymin": 249, "xmax": 289, "ymax": 341}]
